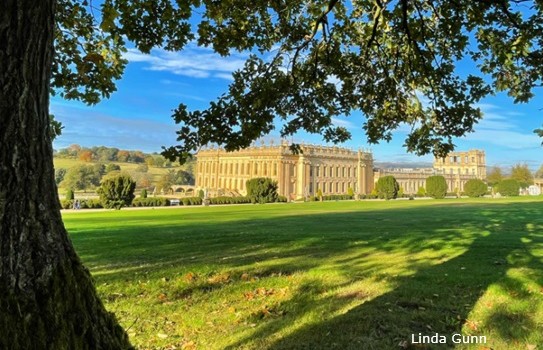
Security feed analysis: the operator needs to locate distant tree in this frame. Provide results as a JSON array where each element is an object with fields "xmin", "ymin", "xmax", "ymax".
[
  {"xmin": 60, "ymin": 165, "xmax": 101, "ymax": 191},
  {"xmin": 92, "ymin": 163, "xmax": 106, "ymax": 177},
  {"xmin": 66, "ymin": 144, "xmax": 81, "ymax": 157},
  {"xmin": 105, "ymin": 163, "xmax": 121, "ymax": 173},
  {"xmin": 54, "ymin": 168, "xmax": 67, "ymax": 185},
  {"xmin": 426, "ymin": 176, "xmax": 448, "ymax": 199},
  {"xmin": 97, "ymin": 175, "xmax": 136, "ymax": 210},
  {"xmin": 145, "ymin": 156, "xmax": 155, "ymax": 167},
  {"xmin": 95, "ymin": 147, "xmax": 118, "ymax": 162},
  {"xmin": 464, "ymin": 179, "xmax": 488, "ymax": 198},
  {"xmin": 78, "ymin": 150, "xmax": 93, "ymax": 162},
  {"xmin": 510, "ymin": 163, "xmax": 534, "ymax": 188},
  {"xmin": 117, "ymin": 150, "xmax": 130, "ymax": 162},
  {"xmin": 129, "ymin": 151, "xmax": 146, "ymax": 163},
  {"xmin": 486, "ymin": 166, "xmax": 504, "ymax": 187},
  {"xmin": 140, "ymin": 188, "xmax": 148, "ymax": 199},
  {"xmin": 153, "ymin": 155, "xmax": 165, "ymax": 168},
  {"xmin": 136, "ymin": 164, "xmax": 148, "ymax": 173},
  {"xmin": 132, "ymin": 172, "xmax": 153, "ymax": 189},
  {"xmin": 375, "ymin": 175, "xmax": 399, "ymax": 200},
  {"xmin": 246, "ymin": 178, "xmax": 278, "ymax": 204},
  {"xmin": 496, "ymin": 179, "xmax": 520, "ymax": 196},
  {"xmin": 536, "ymin": 165, "xmax": 543, "ymax": 178}
]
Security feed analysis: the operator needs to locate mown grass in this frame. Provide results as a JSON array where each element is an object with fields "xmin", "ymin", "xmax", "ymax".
[{"xmin": 63, "ymin": 197, "xmax": 543, "ymax": 349}]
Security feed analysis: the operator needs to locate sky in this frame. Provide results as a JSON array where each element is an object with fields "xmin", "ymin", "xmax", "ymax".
[{"xmin": 51, "ymin": 43, "xmax": 543, "ymax": 171}]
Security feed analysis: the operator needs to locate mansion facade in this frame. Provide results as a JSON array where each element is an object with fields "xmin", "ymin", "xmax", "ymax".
[
  {"xmin": 196, "ymin": 144, "xmax": 487, "ymax": 198},
  {"xmin": 196, "ymin": 143, "xmax": 374, "ymax": 199},
  {"xmin": 375, "ymin": 150, "xmax": 487, "ymax": 194}
]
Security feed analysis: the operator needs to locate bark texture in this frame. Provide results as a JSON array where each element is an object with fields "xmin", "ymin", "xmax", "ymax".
[{"xmin": 0, "ymin": 1, "xmax": 132, "ymax": 348}]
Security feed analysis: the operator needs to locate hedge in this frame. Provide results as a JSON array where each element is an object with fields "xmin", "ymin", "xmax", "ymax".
[
  {"xmin": 132, "ymin": 197, "xmax": 171, "ymax": 207},
  {"xmin": 464, "ymin": 179, "xmax": 488, "ymax": 198}
]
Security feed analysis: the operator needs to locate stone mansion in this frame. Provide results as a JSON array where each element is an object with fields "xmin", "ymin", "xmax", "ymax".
[{"xmin": 196, "ymin": 143, "xmax": 486, "ymax": 199}]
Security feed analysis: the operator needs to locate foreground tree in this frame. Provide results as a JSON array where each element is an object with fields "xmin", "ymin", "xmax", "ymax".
[
  {"xmin": 1, "ymin": 1, "xmax": 131, "ymax": 348},
  {"xmin": 3, "ymin": 0, "xmax": 543, "ymax": 348}
]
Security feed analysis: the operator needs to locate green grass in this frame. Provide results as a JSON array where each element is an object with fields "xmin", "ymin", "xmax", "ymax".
[{"xmin": 62, "ymin": 198, "xmax": 543, "ymax": 350}]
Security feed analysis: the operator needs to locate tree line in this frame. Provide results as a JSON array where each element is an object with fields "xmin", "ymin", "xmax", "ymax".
[{"xmin": 55, "ymin": 144, "xmax": 174, "ymax": 167}]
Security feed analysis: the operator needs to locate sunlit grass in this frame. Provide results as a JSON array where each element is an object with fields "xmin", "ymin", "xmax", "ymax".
[{"xmin": 63, "ymin": 197, "xmax": 543, "ymax": 349}]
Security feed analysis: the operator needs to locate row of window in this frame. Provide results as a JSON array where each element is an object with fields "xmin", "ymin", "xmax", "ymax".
[
  {"xmin": 198, "ymin": 161, "xmax": 359, "ymax": 178},
  {"xmin": 197, "ymin": 176, "xmax": 356, "ymax": 194},
  {"xmin": 439, "ymin": 155, "xmax": 481, "ymax": 164}
]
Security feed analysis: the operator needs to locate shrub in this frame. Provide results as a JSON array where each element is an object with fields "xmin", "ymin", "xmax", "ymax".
[
  {"xmin": 496, "ymin": 179, "xmax": 520, "ymax": 196},
  {"xmin": 105, "ymin": 163, "xmax": 121, "ymax": 173},
  {"xmin": 246, "ymin": 177, "xmax": 278, "ymax": 204},
  {"xmin": 65, "ymin": 188, "xmax": 74, "ymax": 200},
  {"xmin": 397, "ymin": 187, "xmax": 404, "ymax": 198},
  {"xmin": 416, "ymin": 186, "xmax": 426, "ymax": 197},
  {"xmin": 198, "ymin": 189, "xmax": 205, "ymax": 199},
  {"xmin": 140, "ymin": 188, "xmax": 148, "ymax": 198},
  {"xmin": 347, "ymin": 187, "xmax": 354, "ymax": 197},
  {"xmin": 97, "ymin": 174, "xmax": 136, "ymax": 209},
  {"xmin": 79, "ymin": 199, "xmax": 103, "ymax": 209},
  {"xmin": 316, "ymin": 189, "xmax": 323, "ymax": 201},
  {"xmin": 464, "ymin": 179, "xmax": 487, "ymax": 198},
  {"xmin": 375, "ymin": 175, "xmax": 399, "ymax": 200},
  {"xmin": 276, "ymin": 195, "xmax": 288, "ymax": 203},
  {"xmin": 60, "ymin": 199, "xmax": 73, "ymax": 209},
  {"xmin": 426, "ymin": 176, "xmax": 448, "ymax": 199}
]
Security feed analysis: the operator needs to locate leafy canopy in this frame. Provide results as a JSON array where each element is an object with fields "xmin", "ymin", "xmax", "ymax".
[{"xmin": 54, "ymin": 1, "xmax": 543, "ymax": 161}]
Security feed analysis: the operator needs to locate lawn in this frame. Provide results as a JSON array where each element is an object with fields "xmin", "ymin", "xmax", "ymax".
[{"xmin": 63, "ymin": 198, "xmax": 543, "ymax": 349}]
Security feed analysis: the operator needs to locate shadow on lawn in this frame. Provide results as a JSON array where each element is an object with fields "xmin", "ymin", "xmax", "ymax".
[
  {"xmin": 69, "ymin": 201, "xmax": 543, "ymax": 349},
  {"xmin": 222, "ymin": 203, "xmax": 543, "ymax": 350}
]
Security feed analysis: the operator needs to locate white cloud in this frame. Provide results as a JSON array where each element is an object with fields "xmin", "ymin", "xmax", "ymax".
[
  {"xmin": 124, "ymin": 45, "xmax": 247, "ymax": 80},
  {"xmin": 465, "ymin": 105, "xmax": 540, "ymax": 150},
  {"xmin": 331, "ymin": 117, "xmax": 356, "ymax": 129},
  {"xmin": 51, "ymin": 103, "xmax": 179, "ymax": 153}
]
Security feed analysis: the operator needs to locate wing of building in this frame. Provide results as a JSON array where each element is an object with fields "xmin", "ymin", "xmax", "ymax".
[
  {"xmin": 196, "ymin": 142, "xmax": 373, "ymax": 199},
  {"xmin": 374, "ymin": 150, "xmax": 487, "ymax": 194}
]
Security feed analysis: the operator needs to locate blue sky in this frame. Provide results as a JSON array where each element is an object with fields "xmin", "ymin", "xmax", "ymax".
[{"xmin": 51, "ymin": 43, "xmax": 543, "ymax": 170}]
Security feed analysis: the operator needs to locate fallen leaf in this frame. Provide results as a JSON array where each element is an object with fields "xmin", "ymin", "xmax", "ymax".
[
  {"xmin": 182, "ymin": 340, "xmax": 196, "ymax": 350},
  {"xmin": 157, "ymin": 333, "xmax": 168, "ymax": 339}
]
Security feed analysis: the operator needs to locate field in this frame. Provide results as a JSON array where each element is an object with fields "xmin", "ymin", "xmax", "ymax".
[
  {"xmin": 63, "ymin": 198, "xmax": 543, "ymax": 349},
  {"xmin": 54, "ymin": 157, "xmax": 187, "ymax": 195}
]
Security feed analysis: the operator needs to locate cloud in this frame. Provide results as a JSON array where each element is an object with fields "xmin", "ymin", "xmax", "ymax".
[
  {"xmin": 51, "ymin": 103, "xmax": 179, "ymax": 153},
  {"xmin": 465, "ymin": 104, "xmax": 541, "ymax": 150},
  {"xmin": 124, "ymin": 45, "xmax": 247, "ymax": 80},
  {"xmin": 331, "ymin": 117, "xmax": 356, "ymax": 129}
]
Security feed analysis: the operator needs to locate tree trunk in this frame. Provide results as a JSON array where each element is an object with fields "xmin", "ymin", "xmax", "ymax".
[{"xmin": 0, "ymin": 1, "xmax": 132, "ymax": 349}]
